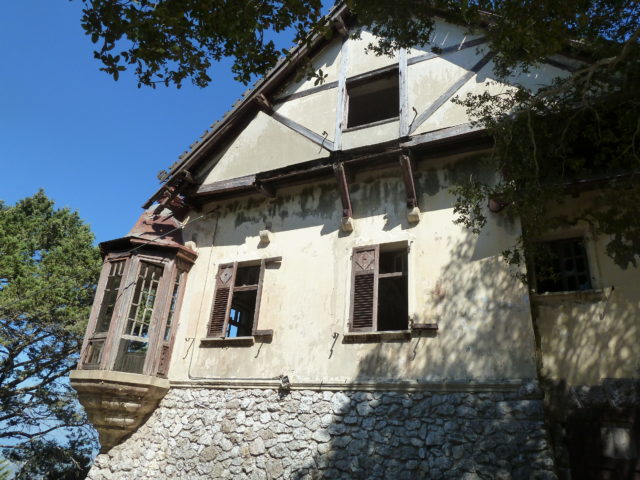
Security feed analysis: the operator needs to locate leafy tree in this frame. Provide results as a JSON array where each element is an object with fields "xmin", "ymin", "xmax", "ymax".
[
  {"xmin": 0, "ymin": 459, "xmax": 12, "ymax": 480},
  {"xmin": 0, "ymin": 191, "xmax": 101, "ymax": 478},
  {"xmin": 78, "ymin": 0, "xmax": 640, "ymax": 268}
]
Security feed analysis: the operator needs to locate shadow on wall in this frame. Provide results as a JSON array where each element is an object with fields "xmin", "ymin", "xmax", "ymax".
[{"xmin": 284, "ymin": 223, "xmax": 555, "ymax": 479}]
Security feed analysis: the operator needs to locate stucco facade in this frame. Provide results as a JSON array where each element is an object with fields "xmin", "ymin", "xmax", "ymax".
[{"xmin": 72, "ymin": 7, "xmax": 639, "ymax": 479}]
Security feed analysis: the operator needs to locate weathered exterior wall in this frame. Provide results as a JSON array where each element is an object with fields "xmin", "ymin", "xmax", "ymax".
[
  {"xmin": 197, "ymin": 20, "xmax": 569, "ymax": 184},
  {"xmin": 534, "ymin": 226, "xmax": 640, "ymax": 387},
  {"xmin": 276, "ymin": 39, "xmax": 343, "ymax": 98},
  {"xmin": 201, "ymin": 112, "xmax": 329, "ymax": 185},
  {"xmin": 87, "ymin": 387, "xmax": 557, "ymax": 480},
  {"xmin": 174, "ymin": 158, "xmax": 538, "ymax": 386}
]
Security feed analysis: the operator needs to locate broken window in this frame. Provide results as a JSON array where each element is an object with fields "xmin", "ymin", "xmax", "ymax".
[
  {"xmin": 535, "ymin": 238, "xmax": 592, "ymax": 293},
  {"xmin": 157, "ymin": 270, "xmax": 185, "ymax": 377},
  {"xmin": 350, "ymin": 244, "xmax": 408, "ymax": 332},
  {"xmin": 83, "ymin": 260, "xmax": 125, "ymax": 367},
  {"xmin": 346, "ymin": 70, "xmax": 399, "ymax": 129},
  {"xmin": 114, "ymin": 262, "xmax": 164, "ymax": 374},
  {"xmin": 207, "ymin": 260, "xmax": 275, "ymax": 338}
]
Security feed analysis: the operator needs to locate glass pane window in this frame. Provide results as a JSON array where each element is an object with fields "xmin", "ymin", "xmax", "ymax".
[
  {"xmin": 536, "ymin": 238, "xmax": 592, "ymax": 293},
  {"xmin": 126, "ymin": 262, "xmax": 163, "ymax": 338},
  {"xmin": 164, "ymin": 272, "xmax": 183, "ymax": 342},
  {"xmin": 114, "ymin": 339, "xmax": 148, "ymax": 374},
  {"xmin": 95, "ymin": 261, "xmax": 125, "ymax": 333}
]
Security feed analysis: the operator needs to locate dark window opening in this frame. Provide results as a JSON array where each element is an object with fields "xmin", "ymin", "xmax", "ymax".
[
  {"xmin": 235, "ymin": 265, "xmax": 260, "ymax": 287},
  {"xmin": 347, "ymin": 73, "xmax": 399, "ymax": 128},
  {"xmin": 377, "ymin": 250, "xmax": 408, "ymax": 331},
  {"xmin": 351, "ymin": 245, "xmax": 408, "ymax": 332},
  {"xmin": 208, "ymin": 262, "xmax": 268, "ymax": 339},
  {"xmin": 228, "ymin": 290, "xmax": 257, "ymax": 337},
  {"xmin": 535, "ymin": 238, "xmax": 592, "ymax": 293}
]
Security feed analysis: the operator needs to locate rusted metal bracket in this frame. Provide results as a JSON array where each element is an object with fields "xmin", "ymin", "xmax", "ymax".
[
  {"xmin": 255, "ymin": 180, "xmax": 276, "ymax": 198},
  {"xmin": 333, "ymin": 17, "xmax": 349, "ymax": 38},
  {"xmin": 399, "ymin": 152, "xmax": 421, "ymax": 223},
  {"xmin": 333, "ymin": 162, "xmax": 353, "ymax": 231}
]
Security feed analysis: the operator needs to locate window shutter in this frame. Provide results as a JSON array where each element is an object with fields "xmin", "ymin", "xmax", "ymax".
[
  {"xmin": 207, "ymin": 263, "xmax": 236, "ymax": 337},
  {"xmin": 350, "ymin": 246, "xmax": 379, "ymax": 331}
]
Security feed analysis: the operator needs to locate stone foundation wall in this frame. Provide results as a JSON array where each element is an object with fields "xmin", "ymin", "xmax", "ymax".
[{"xmin": 87, "ymin": 387, "xmax": 557, "ymax": 480}]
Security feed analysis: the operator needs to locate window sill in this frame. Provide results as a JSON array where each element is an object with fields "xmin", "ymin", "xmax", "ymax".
[
  {"xmin": 531, "ymin": 287, "xmax": 611, "ymax": 305},
  {"xmin": 200, "ymin": 330, "xmax": 273, "ymax": 347},
  {"xmin": 343, "ymin": 116, "xmax": 399, "ymax": 133},
  {"xmin": 201, "ymin": 336, "xmax": 255, "ymax": 347},
  {"xmin": 343, "ymin": 330, "xmax": 412, "ymax": 344}
]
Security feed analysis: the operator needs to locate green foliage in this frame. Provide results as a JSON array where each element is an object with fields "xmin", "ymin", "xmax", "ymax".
[
  {"xmin": 0, "ymin": 191, "xmax": 101, "ymax": 478},
  {"xmin": 451, "ymin": 0, "xmax": 640, "ymax": 269},
  {"xmin": 0, "ymin": 459, "xmax": 12, "ymax": 480},
  {"xmin": 5, "ymin": 436, "xmax": 92, "ymax": 480},
  {"xmin": 80, "ymin": 0, "xmax": 323, "ymax": 87}
]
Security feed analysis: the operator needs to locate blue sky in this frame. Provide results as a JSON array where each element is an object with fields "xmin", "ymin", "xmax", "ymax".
[{"xmin": 0, "ymin": 1, "xmax": 280, "ymax": 243}]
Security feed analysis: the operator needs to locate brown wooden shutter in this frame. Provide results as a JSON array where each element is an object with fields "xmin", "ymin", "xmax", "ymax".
[
  {"xmin": 251, "ymin": 259, "xmax": 266, "ymax": 335},
  {"xmin": 207, "ymin": 263, "xmax": 236, "ymax": 337},
  {"xmin": 350, "ymin": 246, "xmax": 379, "ymax": 331}
]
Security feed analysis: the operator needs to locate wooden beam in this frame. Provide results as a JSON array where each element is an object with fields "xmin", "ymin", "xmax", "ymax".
[
  {"xmin": 195, "ymin": 174, "xmax": 256, "ymax": 197},
  {"xmin": 346, "ymin": 64, "xmax": 398, "ymax": 86},
  {"xmin": 406, "ymin": 37, "xmax": 487, "ymax": 66},
  {"xmin": 399, "ymin": 48, "xmax": 409, "ymax": 137},
  {"xmin": 400, "ymin": 122, "xmax": 484, "ymax": 148},
  {"xmin": 409, "ymin": 52, "xmax": 495, "ymax": 135},
  {"xmin": 273, "ymin": 80, "xmax": 339, "ymax": 104},
  {"xmin": 334, "ymin": 37, "xmax": 349, "ymax": 151},
  {"xmin": 399, "ymin": 153, "xmax": 418, "ymax": 209},
  {"xmin": 333, "ymin": 17, "xmax": 349, "ymax": 38},
  {"xmin": 255, "ymin": 93, "xmax": 273, "ymax": 113},
  {"xmin": 270, "ymin": 111, "xmax": 334, "ymax": 151},
  {"xmin": 333, "ymin": 162, "xmax": 352, "ymax": 218}
]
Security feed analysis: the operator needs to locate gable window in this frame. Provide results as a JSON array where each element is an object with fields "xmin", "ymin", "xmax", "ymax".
[
  {"xmin": 346, "ymin": 69, "xmax": 399, "ymax": 129},
  {"xmin": 207, "ymin": 258, "xmax": 280, "ymax": 339},
  {"xmin": 350, "ymin": 244, "xmax": 408, "ymax": 332},
  {"xmin": 535, "ymin": 238, "xmax": 592, "ymax": 293}
]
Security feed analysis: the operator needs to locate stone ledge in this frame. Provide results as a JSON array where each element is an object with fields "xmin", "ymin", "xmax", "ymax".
[
  {"xmin": 169, "ymin": 378, "xmax": 539, "ymax": 394},
  {"xmin": 342, "ymin": 330, "xmax": 412, "ymax": 343},
  {"xmin": 70, "ymin": 369, "xmax": 169, "ymax": 452},
  {"xmin": 532, "ymin": 287, "xmax": 612, "ymax": 305}
]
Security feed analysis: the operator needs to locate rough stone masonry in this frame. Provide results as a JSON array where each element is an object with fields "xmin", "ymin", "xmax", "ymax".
[{"xmin": 87, "ymin": 388, "xmax": 557, "ymax": 479}]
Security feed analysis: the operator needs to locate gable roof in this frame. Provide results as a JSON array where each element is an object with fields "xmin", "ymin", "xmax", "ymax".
[
  {"xmin": 143, "ymin": 3, "xmax": 351, "ymax": 209},
  {"xmin": 142, "ymin": 5, "xmax": 581, "ymax": 210}
]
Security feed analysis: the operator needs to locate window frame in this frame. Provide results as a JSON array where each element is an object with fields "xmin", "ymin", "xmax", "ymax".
[
  {"xmin": 349, "ymin": 243, "xmax": 409, "ymax": 333},
  {"xmin": 343, "ymin": 66, "xmax": 400, "ymax": 131},
  {"xmin": 205, "ymin": 257, "xmax": 280, "ymax": 342},
  {"xmin": 531, "ymin": 232, "xmax": 600, "ymax": 295},
  {"xmin": 79, "ymin": 250, "xmax": 189, "ymax": 377},
  {"xmin": 81, "ymin": 257, "xmax": 130, "ymax": 370}
]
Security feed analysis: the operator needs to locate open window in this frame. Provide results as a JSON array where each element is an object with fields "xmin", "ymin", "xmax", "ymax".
[
  {"xmin": 346, "ymin": 69, "xmax": 399, "ymax": 129},
  {"xmin": 83, "ymin": 260, "xmax": 126, "ymax": 368},
  {"xmin": 350, "ymin": 244, "xmax": 408, "ymax": 332},
  {"xmin": 206, "ymin": 258, "xmax": 280, "ymax": 340},
  {"xmin": 534, "ymin": 238, "xmax": 592, "ymax": 293}
]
